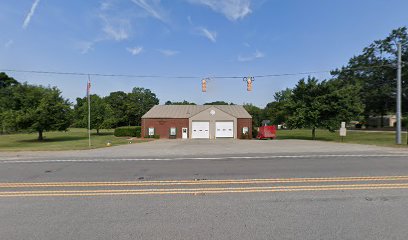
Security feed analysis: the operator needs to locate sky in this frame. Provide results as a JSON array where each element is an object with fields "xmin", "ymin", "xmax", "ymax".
[{"xmin": 0, "ymin": 0, "xmax": 407, "ymax": 108}]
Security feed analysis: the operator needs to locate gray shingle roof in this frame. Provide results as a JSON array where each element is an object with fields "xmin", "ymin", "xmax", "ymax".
[{"xmin": 142, "ymin": 105, "xmax": 252, "ymax": 119}]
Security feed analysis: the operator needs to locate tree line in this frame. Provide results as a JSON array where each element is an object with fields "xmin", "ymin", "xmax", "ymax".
[
  {"xmin": 1, "ymin": 27, "xmax": 407, "ymax": 140},
  {"xmin": 247, "ymin": 27, "xmax": 408, "ymax": 139},
  {"xmin": 0, "ymin": 74, "xmax": 159, "ymax": 140}
]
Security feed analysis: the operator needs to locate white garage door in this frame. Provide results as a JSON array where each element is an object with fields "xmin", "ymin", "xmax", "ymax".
[
  {"xmin": 192, "ymin": 121, "xmax": 210, "ymax": 139},
  {"xmin": 216, "ymin": 121, "xmax": 234, "ymax": 138}
]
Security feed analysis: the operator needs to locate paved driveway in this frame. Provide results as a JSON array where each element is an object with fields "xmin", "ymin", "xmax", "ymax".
[{"xmin": 0, "ymin": 139, "xmax": 406, "ymax": 160}]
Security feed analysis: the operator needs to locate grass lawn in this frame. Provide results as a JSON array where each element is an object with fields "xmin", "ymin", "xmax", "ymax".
[
  {"xmin": 276, "ymin": 129, "xmax": 408, "ymax": 147},
  {"xmin": 0, "ymin": 128, "xmax": 148, "ymax": 151}
]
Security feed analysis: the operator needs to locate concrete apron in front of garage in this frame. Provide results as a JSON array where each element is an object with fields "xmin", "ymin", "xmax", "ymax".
[{"xmin": 0, "ymin": 139, "xmax": 404, "ymax": 160}]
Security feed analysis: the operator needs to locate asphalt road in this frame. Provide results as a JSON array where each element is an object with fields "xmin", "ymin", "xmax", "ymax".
[{"xmin": 1, "ymin": 142, "xmax": 408, "ymax": 239}]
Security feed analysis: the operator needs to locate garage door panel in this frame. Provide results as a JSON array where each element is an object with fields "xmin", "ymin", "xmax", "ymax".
[
  {"xmin": 216, "ymin": 122, "xmax": 234, "ymax": 138},
  {"xmin": 192, "ymin": 122, "xmax": 210, "ymax": 139}
]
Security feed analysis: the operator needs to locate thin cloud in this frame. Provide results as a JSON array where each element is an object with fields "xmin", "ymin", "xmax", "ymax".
[
  {"xmin": 131, "ymin": 0, "xmax": 167, "ymax": 23},
  {"xmin": 127, "ymin": 46, "xmax": 143, "ymax": 55},
  {"xmin": 198, "ymin": 27, "xmax": 217, "ymax": 43},
  {"xmin": 23, "ymin": 0, "xmax": 41, "ymax": 29},
  {"xmin": 76, "ymin": 41, "xmax": 94, "ymax": 54},
  {"xmin": 238, "ymin": 50, "xmax": 265, "ymax": 62},
  {"xmin": 4, "ymin": 40, "xmax": 14, "ymax": 49},
  {"xmin": 100, "ymin": 0, "xmax": 113, "ymax": 10},
  {"xmin": 188, "ymin": 0, "xmax": 252, "ymax": 21},
  {"xmin": 157, "ymin": 49, "xmax": 179, "ymax": 56},
  {"xmin": 100, "ymin": 15, "xmax": 130, "ymax": 41},
  {"xmin": 187, "ymin": 16, "xmax": 193, "ymax": 25}
]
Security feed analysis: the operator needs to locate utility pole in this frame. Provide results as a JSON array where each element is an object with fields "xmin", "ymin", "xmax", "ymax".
[
  {"xmin": 396, "ymin": 43, "xmax": 402, "ymax": 145},
  {"xmin": 87, "ymin": 75, "xmax": 91, "ymax": 148}
]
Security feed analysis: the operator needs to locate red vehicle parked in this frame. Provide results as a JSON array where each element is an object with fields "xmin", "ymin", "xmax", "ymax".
[{"xmin": 257, "ymin": 125, "xmax": 277, "ymax": 139}]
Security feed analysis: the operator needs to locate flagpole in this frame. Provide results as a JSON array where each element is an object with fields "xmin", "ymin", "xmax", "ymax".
[{"xmin": 87, "ymin": 74, "xmax": 91, "ymax": 148}]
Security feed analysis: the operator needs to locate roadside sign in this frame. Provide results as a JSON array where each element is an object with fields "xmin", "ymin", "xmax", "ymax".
[{"xmin": 339, "ymin": 122, "xmax": 346, "ymax": 142}]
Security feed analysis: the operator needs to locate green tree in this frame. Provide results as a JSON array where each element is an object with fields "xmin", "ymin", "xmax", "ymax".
[
  {"xmin": 0, "ymin": 72, "xmax": 19, "ymax": 89},
  {"xmin": 104, "ymin": 91, "xmax": 129, "ymax": 127},
  {"xmin": 204, "ymin": 101, "xmax": 234, "ymax": 105},
  {"xmin": 165, "ymin": 100, "xmax": 196, "ymax": 105},
  {"xmin": 332, "ymin": 27, "xmax": 408, "ymax": 125},
  {"xmin": 73, "ymin": 94, "xmax": 115, "ymax": 134},
  {"xmin": 243, "ymin": 103, "xmax": 263, "ymax": 128},
  {"xmin": 286, "ymin": 77, "xmax": 363, "ymax": 139},
  {"xmin": 263, "ymin": 88, "xmax": 292, "ymax": 125},
  {"xmin": 0, "ymin": 73, "xmax": 21, "ymax": 133},
  {"xmin": 125, "ymin": 87, "xmax": 159, "ymax": 126},
  {"xmin": 7, "ymin": 84, "xmax": 72, "ymax": 140}
]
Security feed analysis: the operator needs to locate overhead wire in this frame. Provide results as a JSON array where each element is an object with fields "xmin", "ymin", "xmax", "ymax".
[{"xmin": 0, "ymin": 62, "xmax": 404, "ymax": 80}]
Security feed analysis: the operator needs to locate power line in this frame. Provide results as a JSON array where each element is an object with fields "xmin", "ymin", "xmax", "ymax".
[{"xmin": 0, "ymin": 63, "xmax": 402, "ymax": 80}]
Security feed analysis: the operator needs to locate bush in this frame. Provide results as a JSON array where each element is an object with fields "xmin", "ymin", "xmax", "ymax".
[
  {"xmin": 114, "ymin": 126, "xmax": 141, "ymax": 137},
  {"xmin": 252, "ymin": 127, "xmax": 258, "ymax": 138},
  {"xmin": 240, "ymin": 132, "xmax": 251, "ymax": 139}
]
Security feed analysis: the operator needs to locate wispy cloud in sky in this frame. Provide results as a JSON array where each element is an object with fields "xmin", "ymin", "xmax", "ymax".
[
  {"xmin": 100, "ymin": 15, "xmax": 131, "ymax": 41},
  {"xmin": 198, "ymin": 27, "xmax": 217, "ymax": 43},
  {"xmin": 238, "ymin": 50, "xmax": 264, "ymax": 62},
  {"xmin": 157, "ymin": 49, "xmax": 179, "ymax": 56},
  {"xmin": 4, "ymin": 40, "xmax": 14, "ymax": 49},
  {"xmin": 188, "ymin": 0, "xmax": 252, "ymax": 21},
  {"xmin": 76, "ymin": 41, "xmax": 95, "ymax": 54},
  {"xmin": 23, "ymin": 0, "xmax": 41, "ymax": 29},
  {"xmin": 100, "ymin": 0, "xmax": 113, "ymax": 11},
  {"xmin": 131, "ymin": 0, "xmax": 167, "ymax": 23},
  {"xmin": 127, "ymin": 46, "xmax": 143, "ymax": 55}
]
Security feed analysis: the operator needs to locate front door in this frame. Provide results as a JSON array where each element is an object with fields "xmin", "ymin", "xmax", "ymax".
[{"xmin": 182, "ymin": 128, "xmax": 188, "ymax": 139}]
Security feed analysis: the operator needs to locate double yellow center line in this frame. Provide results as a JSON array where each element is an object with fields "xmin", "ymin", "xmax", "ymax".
[{"xmin": 1, "ymin": 175, "xmax": 408, "ymax": 197}]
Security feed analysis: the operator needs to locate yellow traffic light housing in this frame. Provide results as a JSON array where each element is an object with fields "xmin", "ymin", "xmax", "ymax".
[
  {"xmin": 243, "ymin": 76, "xmax": 254, "ymax": 91},
  {"xmin": 201, "ymin": 79, "xmax": 207, "ymax": 92}
]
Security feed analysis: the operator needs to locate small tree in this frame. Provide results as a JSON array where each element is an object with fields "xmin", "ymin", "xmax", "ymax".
[
  {"xmin": 73, "ymin": 94, "xmax": 115, "ymax": 135},
  {"xmin": 286, "ymin": 77, "xmax": 363, "ymax": 140}
]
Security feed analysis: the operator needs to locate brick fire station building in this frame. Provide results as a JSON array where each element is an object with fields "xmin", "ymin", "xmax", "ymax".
[{"xmin": 141, "ymin": 105, "xmax": 252, "ymax": 139}]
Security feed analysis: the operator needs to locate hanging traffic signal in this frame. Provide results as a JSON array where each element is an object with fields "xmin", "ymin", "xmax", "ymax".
[
  {"xmin": 243, "ymin": 76, "xmax": 254, "ymax": 91},
  {"xmin": 201, "ymin": 79, "xmax": 207, "ymax": 92}
]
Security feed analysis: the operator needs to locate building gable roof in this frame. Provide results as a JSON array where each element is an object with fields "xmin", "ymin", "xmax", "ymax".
[{"xmin": 142, "ymin": 105, "xmax": 252, "ymax": 119}]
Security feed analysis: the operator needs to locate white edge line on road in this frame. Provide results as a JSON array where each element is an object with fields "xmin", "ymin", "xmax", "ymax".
[{"xmin": 0, "ymin": 154, "xmax": 408, "ymax": 164}]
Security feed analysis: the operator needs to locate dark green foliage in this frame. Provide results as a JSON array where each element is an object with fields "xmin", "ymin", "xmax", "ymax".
[
  {"xmin": 240, "ymin": 132, "xmax": 251, "ymax": 139},
  {"xmin": 0, "ymin": 72, "xmax": 19, "ymax": 89},
  {"xmin": 204, "ymin": 101, "xmax": 234, "ymax": 105},
  {"xmin": 243, "ymin": 103, "xmax": 263, "ymax": 128},
  {"xmin": 114, "ymin": 126, "xmax": 141, "ymax": 137},
  {"xmin": 285, "ymin": 77, "xmax": 364, "ymax": 139},
  {"xmin": 125, "ymin": 87, "xmax": 159, "ymax": 126},
  {"xmin": 73, "ymin": 87, "xmax": 159, "ymax": 131},
  {"xmin": 72, "ymin": 94, "xmax": 115, "ymax": 134},
  {"xmin": 252, "ymin": 127, "xmax": 258, "ymax": 139},
  {"xmin": 104, "ymin": 91, "xmax": 129, "ymax": 127},
  {"xmin": 165, "ymin": 100, "xmax": 196, "ymax": 105},
  {"xmin": 331, "ymin": 27, "xmax": 408, "ymax": 123},
  {"xmin": 1, "ymin": 83, "xmax": 72, "ymax": 140},
  {"xmin": 263, "ymin": 88, "xmax": 292, "ymax": 125}
]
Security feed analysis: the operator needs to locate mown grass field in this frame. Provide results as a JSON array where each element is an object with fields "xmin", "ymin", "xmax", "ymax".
[
  {"xmin": 0, "ymin": 128, "xmax": 407, "ymax": 152},
  {"xmin": 276, "ymin": 129, "xmax": 408, "ymax": 147},
  {"xmin": 0, "ymin": 128, "xmax": 148, "ymax": 151}
]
